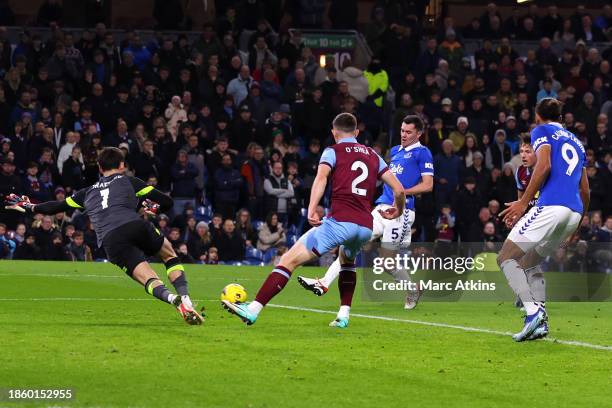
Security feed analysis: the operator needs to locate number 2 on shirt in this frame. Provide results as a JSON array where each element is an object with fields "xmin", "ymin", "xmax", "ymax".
[{"xmin": 351, "ymin": 160, "xmax": 369, "ymax": 196}]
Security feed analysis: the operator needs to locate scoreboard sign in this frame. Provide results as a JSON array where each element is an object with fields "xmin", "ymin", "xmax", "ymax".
[{"xmin": 290, "ymin": 29, "xmax": 359, "ymax": 70}]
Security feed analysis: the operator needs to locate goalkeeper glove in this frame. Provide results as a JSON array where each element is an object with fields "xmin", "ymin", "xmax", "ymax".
[
  {"xmin": 5, "ymin": 194, "xmax": 35, "ymax": 213},
  {"xmin": 142, "ymin": 199, "xmax": 160, "ymax": 217}
]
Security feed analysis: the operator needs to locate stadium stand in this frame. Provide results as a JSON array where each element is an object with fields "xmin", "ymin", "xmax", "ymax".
[{"xmin": 0, "ymin": 1, "xmax": 610, "ymax": 267}]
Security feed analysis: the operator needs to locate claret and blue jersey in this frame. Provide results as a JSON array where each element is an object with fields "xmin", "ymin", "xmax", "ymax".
[
  {"xmin": 375, "ymin": 142, "xmax": 434, "ymax": 210},
  {"xmin": 530, "ymin": 122, "xmax": 586, "ymax": 214}
]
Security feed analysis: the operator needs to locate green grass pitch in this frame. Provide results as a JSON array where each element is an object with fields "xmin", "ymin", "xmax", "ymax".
[{"xmin": 0, "ymin": 261, "xmax": 610, "ymax": 407}]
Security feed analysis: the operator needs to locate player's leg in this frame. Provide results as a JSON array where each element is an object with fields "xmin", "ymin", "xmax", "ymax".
[
  {"xmin": 298, "ymin": 205, "xmax": 388, "ymax": 296},
  {"xmin": 379, "ymin": 207, "xmax": 420, "ymax": 309},
  {"xmin": 515, "ymin": 248, "xmax": 548, "ymax": 339},
  {"xmin": 222, "ymin": 240, "xmax": 317, "ymax": 325},
  {"xmin": 329, "ymin": 246, "xmax": 357, "ymax": 328},
  {"xmin": 158, "ymin": 238, "xmax": 193, "ymax": 304},
  {"xmin": 498, "ymin": 206, "xmax": 576, "ymax": 340},
  {"xmin": 497, "ymin": 237, "xmax": 547, "ymax": 341},
  {"xmin": 297, "ymin": 226, "xmax": 334, "ymax": 295},
  {"xmin": 142, "ymin": 221, "xmax": 203, "ymax": 324},
  {"xmin": 223, "ymin": 218, "xmax": 347, "ymax": 325},
  {"xmin": 519, "ymin": 249, "xmax": 545, "ymax": 306},
  {"xmin": 131, "ymin": 260, "xmax": 177, "ymax": 305},
  {"xmin": 329, "ymin": 224, "xmax": 373, "ymax": 328}
]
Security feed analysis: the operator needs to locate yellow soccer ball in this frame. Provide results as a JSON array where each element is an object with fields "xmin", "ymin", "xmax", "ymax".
[{"xmin": 221, "ymin": 283, "xmax": 248, "ymax": 304}]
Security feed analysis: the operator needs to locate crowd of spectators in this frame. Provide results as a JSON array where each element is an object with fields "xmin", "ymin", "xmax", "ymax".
[{"xmin": 0, "ymin": 1, "xmax": 611, "ymax": 267}]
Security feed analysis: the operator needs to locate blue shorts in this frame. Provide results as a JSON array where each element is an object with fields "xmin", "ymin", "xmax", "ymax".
[{"xmin": 299, "ymin": 217, "xmax": 372, "ymax": 260}]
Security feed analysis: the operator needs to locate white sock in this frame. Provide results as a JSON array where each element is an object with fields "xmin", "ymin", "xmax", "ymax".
[
  {"xmin": 181, "ymin": 295, "xmax": 193, "ymax": 308},
  {"xmin": 247, "ymin": 301, "xmax": 264, "ymax": 316},
  {"xmin": 523, "ymin": 302, "xmax": 539, "ymax": 315},
  {"xmin": 337, "ymin": 305, "xmax": 350, "ymax": 319},
  {"xmin": 320, "ymin": 257, "xmax": 341, "ymax": 288},
  {"xmin": 500, "ymin": 259, "xmax": 537, "ymax": 310},
  {"xmin": 525, "ymin": 264, "xmax": 546, "ymax": 304},
  {"xmin": 169, "ymin": 294, "xmax": 178, "ymax": 304}
]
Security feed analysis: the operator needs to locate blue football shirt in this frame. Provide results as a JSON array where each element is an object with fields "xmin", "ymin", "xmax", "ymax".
[
  {"xmin": 531, "ymin": 123, "xmax": 586, "ymax": 213},
  {"xmin": 375, "ymin": 142, "xmax": 434, "ymax": 210}
]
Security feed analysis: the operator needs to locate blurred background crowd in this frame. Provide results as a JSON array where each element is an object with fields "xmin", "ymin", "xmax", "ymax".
[{"xmin": 0, "ymin": 0, "xmax": 610, "ymax": 269}]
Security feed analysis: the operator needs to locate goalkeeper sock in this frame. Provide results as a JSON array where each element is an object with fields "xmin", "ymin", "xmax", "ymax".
[
  {"xmin": 165, "ymin": 258, "xmax": 189, "ymax": 296},
  {"xmin": 144, "ymin": 278, "xmax": 176, "ymax": 304}
]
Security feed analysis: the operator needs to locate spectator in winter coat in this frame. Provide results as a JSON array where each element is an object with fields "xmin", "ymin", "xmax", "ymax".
[
  {"xmin": 213, "ymin": 154, "xmax": 243, "ymax": 219},
  {"xmin": 336, "ymin": 65, "xmax": 369, "ymax": 103},
  {"xmin": 263, "ymin": 161, "xmax": 294, "ymax": 223},
  {"xmin": 257, "ymin": 212, "xmax": 286, "ymax": 251},
  {"xmin": 227, "ymin": 65, "xmax": 254, "ymax": 107},
  {"xmin": 434, "ymin": 139, "xmax": 462, "ymax": 210},
  {"xmin": 213, "ymin": 219, "xmax": 245, "ymax": 262},
  {"xmin": 13, "ymin": 233, "xmax": 40, "ymax": 260},
  {"xmin": 164, "ymin": 95, "xmax": 187, "ymax": 139},
  {"xmin": 171, "ymin": 149, "xmax": 199, "ymax": 214}
]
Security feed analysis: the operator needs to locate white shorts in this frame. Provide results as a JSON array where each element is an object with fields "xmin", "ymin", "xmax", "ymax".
[
  {"xmin": 508, "ymin": 205, "xmax": 581, "ymax": 257},
  {"xmin": 371, "ymin": 204, "xmax": 415, "ymax": 248}
]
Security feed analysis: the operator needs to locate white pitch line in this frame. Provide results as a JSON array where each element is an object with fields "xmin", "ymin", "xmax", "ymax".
[
  {"xmin": 0, "ymin": 297, "xmax": 609, "ymax": 351},
  {"xmin": 0, "ymin": 298, "xmax": 218, "ymax": 302},
  {"xmin": 0, "ymin": 273, "xmax": 262, "ymax": 281},
  {"xmin": 267, "ymin": 304, "xmax": 612, "ymax": 352}
]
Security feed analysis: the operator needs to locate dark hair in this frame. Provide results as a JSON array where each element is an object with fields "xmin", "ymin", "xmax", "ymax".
[
  {"xmin": 535, "ymin": 98, "xmax": 563, "ymax": 121},
  {"xmin": 73, "ymin": 230, "xmax": 84, "ymax": 238},
  {"xmin": 332, "ymin": 113, "xmax": 357, "ymax": 133},
  {"xmin": 402, "ymin": 115, "xmax": 425, "ymax": 133},
  {"xmin": 97, "ymin": 147, "xmax": 125, "ymax": 171},
  {"xmin": 265, "ymin": 211, "xmax": 279, "ymax": 233},
  {"xmin": 520, "ymin": 134, "xmax": 532, "ymax": 147}
]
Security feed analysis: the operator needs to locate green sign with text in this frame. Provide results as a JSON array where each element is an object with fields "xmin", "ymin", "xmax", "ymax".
[{"xmin": 301, "ymin": 34, "xmax": 356, "ymax": 50}]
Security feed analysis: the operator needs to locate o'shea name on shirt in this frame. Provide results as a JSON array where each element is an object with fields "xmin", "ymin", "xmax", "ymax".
[{"xmin": 344, "ymin": 146, "xmax": 370, "ymax": 155}]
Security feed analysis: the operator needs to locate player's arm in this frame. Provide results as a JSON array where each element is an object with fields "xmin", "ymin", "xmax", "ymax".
[
  {"xmin": 379, "ymin": 170, "xmax": 405, "ymax": 219},
  {"xmin": 128, "ymin": 176, "xmax": 173, "ymax": 213},
  {"xmin": 5, "ymin": 189, "xmax": 86, "ymax": 214},
  {"xmin": 404, "ymin": 175, "xmax": 433, "ymax": 195},
  {"xmin": 405, "ymin": 149, "xmax": 434, "ymax": 195},
  {"xmin": 563, "ymin": 168, "xmax": 590, "ymax": 247},
  {"xmin": 578, "ymin": 167, "xmax": 590, "ymax": 217},
  {"xmin": 501, "ymin": 145, "xmax": 551, "ymax": 222},
  {"xmin": 307, "ymin": 164, "xmax": 331, "ymax": 226}
]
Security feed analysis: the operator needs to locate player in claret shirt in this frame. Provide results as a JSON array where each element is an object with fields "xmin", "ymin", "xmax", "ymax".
[
  {"xmin": 515, "ymin": 137, "xmax": 538, "ymax": 210},
  {"xmin": 298, "ymin": 115, "xmax": 434, "ymax": 312},
  {"xmin": 5, "ymin": 147, "xmax": 203, "ymax": 325},
  {"xmin": 221, "ymin": 113, "xmax": 406, "ymax": 326}
]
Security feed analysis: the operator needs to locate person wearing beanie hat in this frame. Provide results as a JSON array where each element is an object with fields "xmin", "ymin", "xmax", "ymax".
[{"xmin": 449, "ymin": 116, "xmax": 475, "ymax": 152}]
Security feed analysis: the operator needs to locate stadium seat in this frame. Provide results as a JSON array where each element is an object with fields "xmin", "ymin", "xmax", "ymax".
[
  {"xmin": 262, "ymin": 247, "xmax": 277, "ymax": 264},
  {"xmin": 252, "ymin": 220, "xmax": 264, "ymax": 231},
  {"xmin": 195, "ymin": 205, "xmax": 214, "ymax": 222},
  {"xmin": 287, "ymin": 225, "xmax": 298, "ymax": 236},
  {"xmin": 245, "ymin": 247, "xmax": 264, "ymax": 262}
]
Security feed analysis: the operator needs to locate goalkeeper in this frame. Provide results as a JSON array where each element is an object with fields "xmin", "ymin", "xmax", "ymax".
[{"xmin": 5, "ymin": 147, "xmax": 203, "ymax": 325}]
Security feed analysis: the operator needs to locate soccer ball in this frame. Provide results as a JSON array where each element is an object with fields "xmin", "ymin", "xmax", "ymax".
[{"xmin": 221, "ymin": 283, "xmax": 248, "ymax": 304}]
